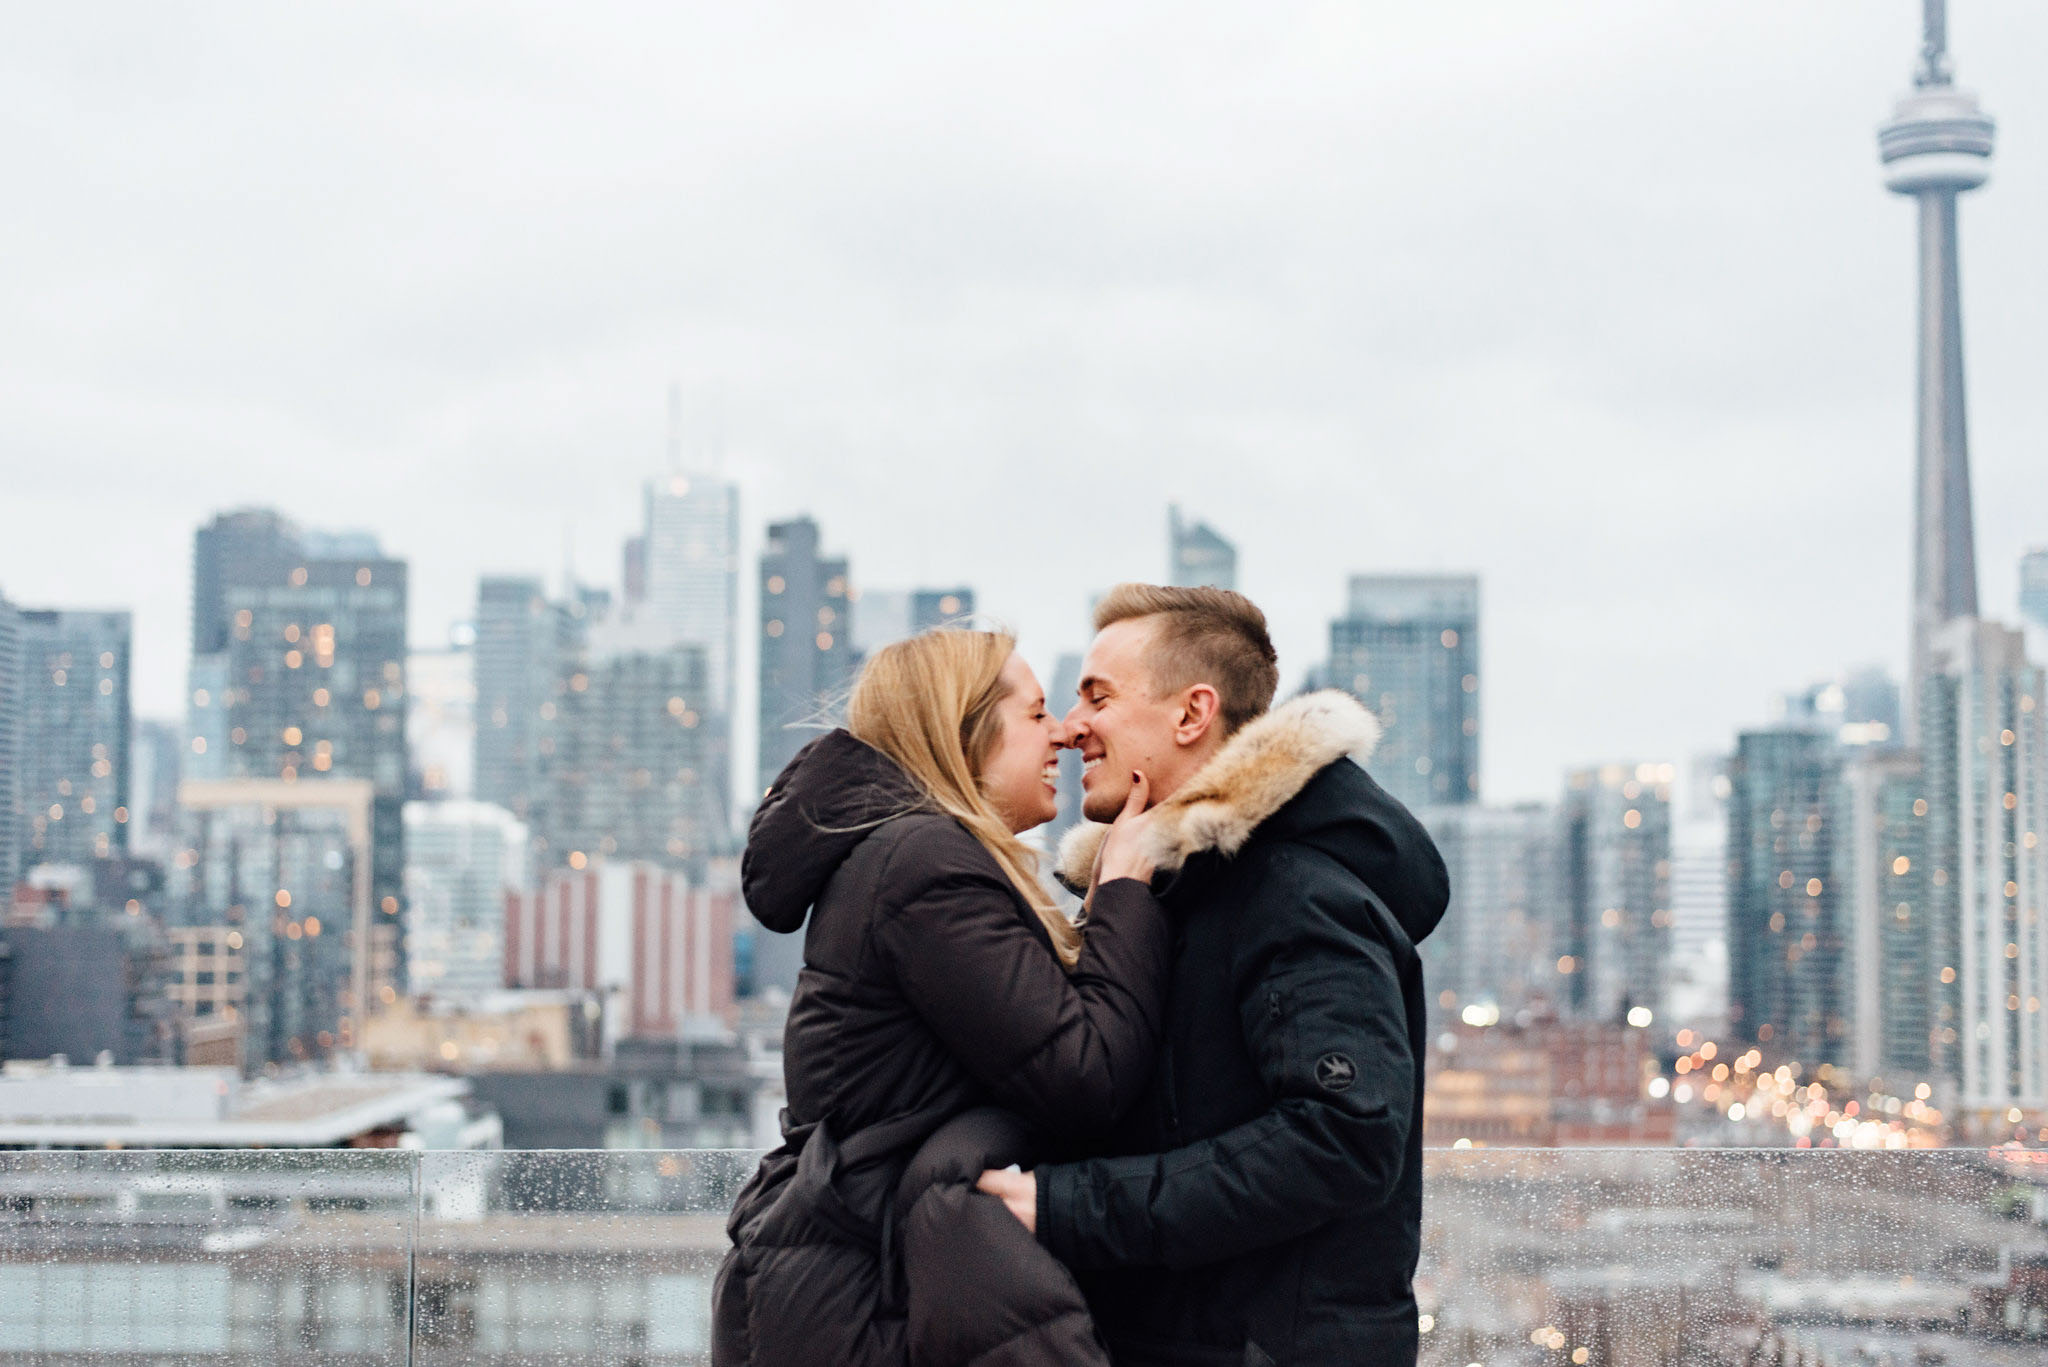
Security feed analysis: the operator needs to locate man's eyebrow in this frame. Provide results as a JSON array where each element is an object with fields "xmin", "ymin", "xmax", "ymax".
[{"xmin": 1076, "ymin": 674, "xmax": 1110, "ymax": 697}]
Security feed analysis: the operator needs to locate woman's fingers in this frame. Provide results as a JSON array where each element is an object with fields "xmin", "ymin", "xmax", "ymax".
[{"xmin": 1119, "ymin": 769, "xmax": 1149, "ymax": 819}]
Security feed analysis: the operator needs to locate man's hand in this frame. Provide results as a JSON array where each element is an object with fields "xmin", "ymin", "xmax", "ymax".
[{"xmin": 974, "ymin": 1166, "xmax": 1037, "ymax": 1233}]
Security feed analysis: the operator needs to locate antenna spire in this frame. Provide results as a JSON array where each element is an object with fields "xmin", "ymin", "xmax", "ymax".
[{"xmin": 1919, "ymin": 0, "xmax": 1952, "ymax": 85}]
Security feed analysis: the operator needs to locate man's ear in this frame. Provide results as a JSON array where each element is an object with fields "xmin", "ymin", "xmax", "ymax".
[{"xmin": 1174, "ymin": 685, "xmax": 1222, "ymax": 748}]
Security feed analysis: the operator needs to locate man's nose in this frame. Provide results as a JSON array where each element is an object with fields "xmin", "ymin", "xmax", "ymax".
[{"xmin": 1059, "ymin": 710, "xmax": 1087, "ymax": 747}]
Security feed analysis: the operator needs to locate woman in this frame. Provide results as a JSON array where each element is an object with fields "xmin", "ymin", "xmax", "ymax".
[{"xmin": 712, "ymin": 629, "xmax": 1165, "ymax": 1367}]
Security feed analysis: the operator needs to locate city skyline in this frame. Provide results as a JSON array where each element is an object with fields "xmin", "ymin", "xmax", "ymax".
[{"xmin": 5, "ymin": 3, "xmax": 2046, "ymax": 806}]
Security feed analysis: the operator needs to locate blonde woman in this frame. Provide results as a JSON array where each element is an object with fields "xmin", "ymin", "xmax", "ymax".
[{"xmin": 713, "ymin": 629, "xmax": 1164, "ymax": 1367}]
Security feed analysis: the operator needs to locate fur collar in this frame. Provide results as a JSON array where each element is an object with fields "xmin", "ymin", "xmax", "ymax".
[{"xmin": 1054, "ymin": 690, "xmax": 1381, "ymax": 890}]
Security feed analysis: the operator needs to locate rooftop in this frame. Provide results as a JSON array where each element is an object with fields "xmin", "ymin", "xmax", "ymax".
[{"xmin": 0, "ymin": 1061, "xmax": 472, "ymax": 1148}]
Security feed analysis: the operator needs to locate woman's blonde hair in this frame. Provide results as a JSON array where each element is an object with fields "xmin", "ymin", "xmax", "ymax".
[{"xmin": 847, "ymin": 629, "xmax": 1081, "ymax": 968}]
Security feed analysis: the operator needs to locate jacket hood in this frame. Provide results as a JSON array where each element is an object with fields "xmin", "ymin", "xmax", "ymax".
[
  {"xmin": 742, "ymin": 729, "xmax": 926, "ymax": 934},
  {"xmin": 1056, "ymin": 690, "xmax": 1448, "ymax": 947}
]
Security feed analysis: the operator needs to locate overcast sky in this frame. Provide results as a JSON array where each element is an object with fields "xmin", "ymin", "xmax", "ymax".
[{"xmin": 4, "ymin": 1, "xmax": 2044, "ymax": 804}]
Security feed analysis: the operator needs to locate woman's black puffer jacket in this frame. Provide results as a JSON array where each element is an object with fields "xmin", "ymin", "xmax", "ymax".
[{"xmin": 711, "ymin": 730, "xmax": 1169, "ymax": 1367}]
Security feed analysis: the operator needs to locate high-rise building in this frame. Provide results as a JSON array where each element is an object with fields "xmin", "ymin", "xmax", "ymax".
[
  {"xmin": 640, "ymin": 472, "xmax": 740, "ymax": 715},
  {"xmin": 184, "ymin": 522, "xmax": 408, "ymax": 929},
  {"xmin": 1879, "ymin": 1, "xmax": 1995, "ymax": 738},
  {"xmin": 1666, "ymin": 824, "xmax": 1730, "ymax": 1030},
  {"xmin": 1326, "ymin": 575, "xmax": 1480, "ymax": 811},
  {"xmin": 1418, "ymin": 804, "xmax": 1556, "ymax": 1020},
  {"xmin": 0, "ymin": 594, "xmax": 22, "ymax": 893},
  {"xmin": 190, "ymin": 510, "xmax": 299, "ymax": 659},
  {"xmin": 403, "ymin": 800, "xmax": 527, "ymax": 997},
  {"xmin": 544, "ymin": 631, "xmax": 724, "ymax": 868},
  {"xmin": 472, "ymin": 577, "xmax": 584, "ymax": 835},
  {"xmin": 758, "ymin": 518, "xmax": 854, "ymax": 788},
  {"xmin": 129, "ymin": 719, "xmax": 184, "ymax": 859},
  {"xmin": 1919, "ymin": 619, "xmax": 2048, "ymax": 1121},
  {"xmin": 1666, "ymin": 754, "xmax": 1732, "ymax": 1030},
  {"xmin": 1168, "ymin": 506, "xmax": 1237, "ymax": 592},
  {"xmin": 1841, "ymin": 747, "xmax": 1934, "ymax": 1085},
  {"xmin": 2021, "ymin": 550, "xmax": 2048, "ymax": 642},
  {"xmin": 1726, "ymin": 726, "xmax": 1849, "ymax": 1066},
  {"xmin": 16, "ymin": 609, "xmax": 132, "ymax": 868},
  {"xmin": 1556, "ymin": 764, "xmax": 1672, "ymax": 1025},
  {"xmin": 173, "ymin": 777, "xmax": 386, "ymax": 1068}
]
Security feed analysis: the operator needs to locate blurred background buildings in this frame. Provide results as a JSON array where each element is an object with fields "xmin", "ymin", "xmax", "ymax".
[{"xmin": 0, "ymin": 0, "xmax": 2042, "ymax": 1169}]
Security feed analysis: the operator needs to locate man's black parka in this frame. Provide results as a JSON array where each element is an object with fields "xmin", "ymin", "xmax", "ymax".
[
  {"xmin": 712, "ymin": 730, "xmax": 1169, "ymax": 1367},
  {"xmin": 1038, "ymin": 691, "xmax": 1449, "ymax": 1367}
]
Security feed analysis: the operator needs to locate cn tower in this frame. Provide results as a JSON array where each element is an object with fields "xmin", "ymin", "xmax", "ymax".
[{"xmin": 1878, "ymin": 0, "xmax": 1995, "ymax": 739}]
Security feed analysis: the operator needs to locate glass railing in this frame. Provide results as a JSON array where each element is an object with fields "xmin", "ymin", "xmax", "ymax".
[{"xmin": 4, "ymin": 1148, "xmax": 2045, "ymax": 1363}]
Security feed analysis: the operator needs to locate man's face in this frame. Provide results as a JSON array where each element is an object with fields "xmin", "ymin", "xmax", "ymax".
[{"xmin": 1064, "ymin": 618, "xmax": 1184, "ymax": 822}]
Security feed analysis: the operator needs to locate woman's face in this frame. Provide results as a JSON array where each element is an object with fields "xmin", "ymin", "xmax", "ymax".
[{"xmin": 980, "ymin": 652, "xmax": 1064, "ymax": 834}]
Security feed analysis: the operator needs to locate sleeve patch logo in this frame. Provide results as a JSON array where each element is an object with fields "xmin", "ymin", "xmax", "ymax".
[{"xmin": 1314, "ymin": 1053, "xmax": 1357, "ymax": 1092}]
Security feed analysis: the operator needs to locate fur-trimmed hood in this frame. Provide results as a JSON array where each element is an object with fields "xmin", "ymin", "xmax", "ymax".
[{"xmin": 1055, "ymin": 689, "xmax": 1382, "ymax": 889}]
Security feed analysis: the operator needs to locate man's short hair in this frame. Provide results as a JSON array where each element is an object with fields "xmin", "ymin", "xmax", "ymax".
[{"xmin": 1094, "ymin": 583, "xmax": 1279, "ymax": 734}]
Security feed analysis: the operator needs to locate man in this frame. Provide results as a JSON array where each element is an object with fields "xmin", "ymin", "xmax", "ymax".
[{"xmin": 978, "ymin": 584, "xmax": 1449, "ymax": 1366}]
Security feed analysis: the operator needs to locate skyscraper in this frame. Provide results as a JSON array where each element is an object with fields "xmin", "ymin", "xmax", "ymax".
[
  {"xmin": 190, "ymin": 509, "xmax": 299, "ymax": 659},
  {"xmin": 0, "ymin": 594, "xmax": 22, "ymax": 892},
  {"xmin": 403, "ymin": 800, "xmax": 527, "ymax": 997},
  {"xmin": 1326, "ymin": 575, "xmax": 1480, "ymax": 811},
  {"xmin": 1919, "ymin": 619, "xmax": 2048, "ymax": 1121},
  {"xmin": 1557, "ymin": 764, "xmax": 1672, "ymax": 1025},
  {"xmin": 1879, "ymin": 0, "xmax": 1995, "ymax": 737},
  {"xmin": 184, "ymin": 513, "xmax": 410, "ymax": 967},
  {"xmin": 175, "ymin": 776, "xmax": 381, "ymax": 1067},
  {"xmin": 545, "ymin": 632, "xmax": 723, "ymax": 867},
  {"xmin": 2021, "ymin": 549, "xmax": 2048, "ymax": 640},
  {"xmin": 472, "ymin": 576, "xmax": 584, "ymax": 835},
  {"xmin": 1841, "ymin": 747, "xmax": 1934, "ymax": 1084},
  {"xmin": 16, "ymin": 609, "xmax": 132, "ymax": 868},
  {"xmin": 1418, "ymin": 804, "xmax": 1556, "ymax": 1020},
  {"xmin": 758, "ymin": 518, "xmax": 854, "ymax": 788},
  {"xmin": 1168, "ymin": 507, "xmax": 1237, "ymax": 592},
  {"xmin": 1726, "ymin": 726, "xmax": 1848, "ymax": 1066},
  {"xmin": 128, "ymin": 719, "xmax": 185, "ymax": 859},
  {"xmin": 640, "ymin": 472, "xmax": 741, "ymax": 714}
]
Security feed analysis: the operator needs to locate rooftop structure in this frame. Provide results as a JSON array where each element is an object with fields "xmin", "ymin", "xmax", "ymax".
[{"xmin": 0, "ymin": 1060, "xmax": 481, "ymax": 1148}]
